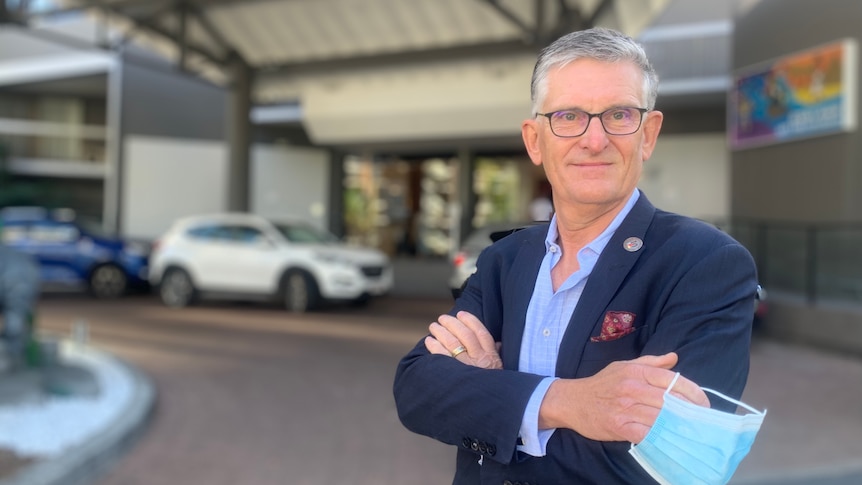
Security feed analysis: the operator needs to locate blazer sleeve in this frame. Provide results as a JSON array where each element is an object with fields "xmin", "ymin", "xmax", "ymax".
[
  {"xmin": 641, "ymin": 240, "xmax": 758, "ymax": 408},
  {"xmin": 393, "ymin": 239, "xmax": 546, "ymax": 465}
]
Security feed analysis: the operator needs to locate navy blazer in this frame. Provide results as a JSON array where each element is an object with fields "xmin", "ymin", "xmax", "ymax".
[{"xmin": 393, "ymin": 195, "xmax": 758, "ymax": 484}]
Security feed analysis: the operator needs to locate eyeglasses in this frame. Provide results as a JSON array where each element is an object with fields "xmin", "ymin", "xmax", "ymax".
[{"xmin": 536, "ymin": 107, "xmax": 649, "ymax": 137}]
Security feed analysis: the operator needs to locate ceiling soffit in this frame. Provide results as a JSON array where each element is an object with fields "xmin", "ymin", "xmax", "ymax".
[
  {"xmin": 7, "ymin": 0, "xmax": 674, "ymax": 144},
  {"xmin": 21, "ymin": 0, "xmax": 670, "ymax": 102}
]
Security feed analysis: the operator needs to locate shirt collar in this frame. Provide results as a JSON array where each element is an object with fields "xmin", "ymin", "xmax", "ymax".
[{"xmin": 544, "ymin": 189, "xmax": 641, "ymax": 255}]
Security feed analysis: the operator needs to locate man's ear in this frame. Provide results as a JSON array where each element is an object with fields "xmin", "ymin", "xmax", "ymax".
[
  {"xmin": 522, "ymin": 118, "xmax": 543, "ymax": 167},
  {"xmin": 640, "ymin": 110, "xmax": 663, "ymax": 161}
]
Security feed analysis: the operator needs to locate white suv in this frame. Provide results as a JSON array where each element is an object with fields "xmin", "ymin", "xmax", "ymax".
[{"xmin": 148, "ymin": 213, "xmax": 393, "ymax": 312}]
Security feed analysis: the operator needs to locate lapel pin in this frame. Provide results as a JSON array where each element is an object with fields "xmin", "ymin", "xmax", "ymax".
[{"xmin": 623, "ymin": 237, "xmax": 643, "ymax": 252}]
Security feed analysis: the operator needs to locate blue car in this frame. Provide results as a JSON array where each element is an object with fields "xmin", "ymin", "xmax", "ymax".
[{"xmin": 0, "ymin": 207, "xmax": 150, "ymax": 298}]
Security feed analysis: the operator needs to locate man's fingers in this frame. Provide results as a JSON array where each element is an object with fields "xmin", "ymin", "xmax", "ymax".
[
  {"xmin": 428, "ymin": 321, "xmax": 466, "ymax": 355},
  {"xmin": 437, "ymin": 314, "xmax": 485, "ymax": 356},
  {"xmin": 633, "ymin": 356, "xmax": 710, "ymax": 408},
  {"xmin": 615, "ymin": 401, "xmax": 663, "ymax": 442},
  {"xmin": 630, "ymin": 352, "xmax": 709, "ymax": 405},
  {"xmin": 622, "ymin": 421, "xmax": 653, "ymax": 445},
  {"xmin": 565, "ymin": 355, "xmax": 711, "ymax": 442},
  {"xmin": 455, "ymin": 311, "xmax": 498, "ymax": 353},
  {"xmin": 629, "ymin": 352, "xmax": 678, "ymax": 369},
  {"xmin": 427, "ymin": 313, "xmax": 503, "ymax": 369},
  {"xmin": 668, "ymin": 376, "xmax": 710, "ymax": 407},
  {"xmin": 424, "ymin": 335, "xmax": 450, "ymax": 356},
  {"xmin": 451, "ymin": 311, "xmax": 502, "ymax": 369},
  {"xmin": 429, "ymin": 317, "xmax": 484, "ymax": 361}
]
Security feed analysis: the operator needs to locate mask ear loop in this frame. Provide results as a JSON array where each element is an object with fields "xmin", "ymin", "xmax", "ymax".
[
  {"xmin": 700, "ymin": 387, "xmax": 766, "ymax": 415},
  {"xmin": 663, "ymin": 372, "xmax": 682, "ymax": 396},
  {"xmin": 665, "ymin": 372, "xmax": 765, "ymax": 415}
]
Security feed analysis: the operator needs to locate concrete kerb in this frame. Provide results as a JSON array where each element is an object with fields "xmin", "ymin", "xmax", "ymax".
[{"xmin": 0, "ymin": 342, "xmax": 156, "ymax": 485}]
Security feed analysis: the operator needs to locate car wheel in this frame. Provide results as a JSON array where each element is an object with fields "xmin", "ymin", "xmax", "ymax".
[
  {"xmin": 283, "ymin": 270, "xmax": 319, "ymax": 313},
  {"xmin": 89, "ymin": 264, "xmax": 128, "ymax": 299},
  {"xmin": 160, "ymin": 268, "xmax": 196, "ymax": 308}
]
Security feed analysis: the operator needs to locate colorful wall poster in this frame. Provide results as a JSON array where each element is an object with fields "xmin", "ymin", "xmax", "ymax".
[{"xmin": 729, "ymin": 39, "xmax": 857, "ymax": 150}]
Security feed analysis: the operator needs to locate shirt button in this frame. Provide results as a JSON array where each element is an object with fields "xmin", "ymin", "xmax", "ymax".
[
  {"xmin": 549, "ymin": 246, "xmax": 557, "ymax": 253},
  {"xmin": 542, "ymin": 328, "xmax": 550, "ymax": 337}
]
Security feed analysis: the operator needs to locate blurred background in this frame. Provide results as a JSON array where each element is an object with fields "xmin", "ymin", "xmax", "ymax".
[{"xmin": 1, "ymin": 0, "xmax": 862, "ymax": 484}]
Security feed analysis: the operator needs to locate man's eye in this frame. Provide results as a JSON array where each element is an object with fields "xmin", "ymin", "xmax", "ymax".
[
  {"xmin": 556, "ymin": 111, "xmax": 581, "ymax": 121},
  {"xmin": 609, "ymin": 110, "xmax": 631, "ymax": 121}
]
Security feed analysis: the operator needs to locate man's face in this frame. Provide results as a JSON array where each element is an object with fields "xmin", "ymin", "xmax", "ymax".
[{"xmin": 521, "ymin": 59, "xmax": 663, "ymax": 212}]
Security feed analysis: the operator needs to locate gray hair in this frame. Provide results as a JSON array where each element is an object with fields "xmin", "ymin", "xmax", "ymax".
[{"xmin": 530, "ymin": 27, "xmax": 659, "ymax": 113}]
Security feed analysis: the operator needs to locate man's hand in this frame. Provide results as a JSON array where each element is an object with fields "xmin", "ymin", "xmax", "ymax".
[
  {"xmin": 424, "ymin": 314, "xmax": 710, "ymax": 444},
  {"xmin": 539, "ymin": 352, "xmax": 710, "ymax": 444},
  {"xmin": 424, "ymin": 311, "xmax": 502, "ymax": 370}
]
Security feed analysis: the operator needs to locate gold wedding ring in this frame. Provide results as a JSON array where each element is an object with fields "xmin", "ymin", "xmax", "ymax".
[{"xmin": 450, "ymin": 345, "xmax": 467, "ymax": 358}]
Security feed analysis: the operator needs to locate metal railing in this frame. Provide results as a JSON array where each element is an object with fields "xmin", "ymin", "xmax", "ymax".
[{"xmin": 724, "ymin": 220, "xmax": 862, "ymax": 304}]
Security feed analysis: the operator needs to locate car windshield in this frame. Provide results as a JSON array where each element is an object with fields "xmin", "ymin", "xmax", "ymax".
[
  {"xmin": 273, "ymin": 223, "xmax": 339, "ymax": 244},
  {"xmin": 75, "ymin": 216, "xmax": 112, "ymax": 238},
  {"xmin": 462, "ymin": 223, "xmax": 530, "ymax": 253},
  {"xmin": 0, "ymin": 208, "xmax": 113, "ymax": 240}
]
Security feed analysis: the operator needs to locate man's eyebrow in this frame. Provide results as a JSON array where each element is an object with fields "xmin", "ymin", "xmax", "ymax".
[
  {"xmin": 543, "ymin": 106, "xmax": 585, "ymax": 114},
  {"xmin": 546, "ymin": 105, "xmax": 633, "ymax": 113}
]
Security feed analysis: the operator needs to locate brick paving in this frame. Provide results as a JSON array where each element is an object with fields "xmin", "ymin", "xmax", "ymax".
[
  {"xmin": 29, "ymin": 295, "xmax": 457, "ymax": 485},
  {"xmin": 2, "ymin": 293, "xmax": 862, "ymax": 484}
]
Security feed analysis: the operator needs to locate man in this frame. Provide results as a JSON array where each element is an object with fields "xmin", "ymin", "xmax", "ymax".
[{"xmin": 393, "ymin": 27, "xmax": 758, "ymax": 484}]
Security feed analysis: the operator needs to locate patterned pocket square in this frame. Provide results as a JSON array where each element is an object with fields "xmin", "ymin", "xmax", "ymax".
[{"xmin": 590, "ymin": 311, "xmax": 637, "ymax": 342}]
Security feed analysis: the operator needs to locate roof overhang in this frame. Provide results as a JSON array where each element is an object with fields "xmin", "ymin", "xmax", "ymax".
[{"xmin": 6, "ymin": 0, "xmax": 678, "ymax": 145}]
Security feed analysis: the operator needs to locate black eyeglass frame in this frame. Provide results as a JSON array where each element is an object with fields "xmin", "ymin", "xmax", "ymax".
[{"xmin": 535, "ymin": 107, "xmax": 649, "ymax": 137}]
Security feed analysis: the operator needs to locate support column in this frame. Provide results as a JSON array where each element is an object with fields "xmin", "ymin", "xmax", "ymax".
[
  {"xmin": 456, "ymin": 146, "xmax": 475, "ymax": 246},
  {"xmin": 226, "ymin": 52, "xmax": 252, "ymax": 212},
  {"xmin": 103, "ymin": 59, "xmax": 123, "ymax": 235},
  {"xmin": 328, "ymin": 149, "xmax": 346, "ymax": 237}
]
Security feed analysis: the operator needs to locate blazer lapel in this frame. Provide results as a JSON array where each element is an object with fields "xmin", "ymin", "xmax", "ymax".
[
  {"xmin": 501, "ymin": 227, "xmax": 546, "ymax": 370},
  {"xmin": 555, "ymin": 195, "xmax": 657, "ymax": 378}
]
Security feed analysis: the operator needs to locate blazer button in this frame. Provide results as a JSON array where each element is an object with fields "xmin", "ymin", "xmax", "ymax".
[
  {"xmin": 487, "ymin": 444, "xmax": 496, "ymax": 456},
  {"xmin": 462, "ymin": 438, "xmax": 472, "ymax": 449},
  {"xmin": 478, "ymin": 442, "xmax": 487, "ymax": 454},
  {"xmin": 471, "ymin": 440, "xmax": 480, "ymax": 451},
  {"xmin": 503, "ymin": 481, "xmax": 513, "ymax": 485}
]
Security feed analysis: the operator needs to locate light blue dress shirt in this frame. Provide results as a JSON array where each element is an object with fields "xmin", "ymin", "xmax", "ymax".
[{"xmin": 516, "ymin": 189, "xmax": 640, "ymax": 457}]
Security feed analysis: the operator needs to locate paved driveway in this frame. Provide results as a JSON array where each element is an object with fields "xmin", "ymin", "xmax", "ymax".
[
  {"xmin": 36, "ymin": 294, "xmax": 456, "ymax": 485},
  {"xmin": 32, "ymin": 293, "xmax": 862, "ymax": 485}
]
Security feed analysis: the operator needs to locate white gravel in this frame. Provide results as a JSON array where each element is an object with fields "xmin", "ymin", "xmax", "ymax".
[{"xmin": 0, "ymin": 341, "xmax": 133, "ymax": 458}]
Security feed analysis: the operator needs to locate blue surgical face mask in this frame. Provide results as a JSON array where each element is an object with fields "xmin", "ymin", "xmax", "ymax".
[{"xmin": 629, "ymin": 373, "xmax": 766, "ymax": 485}]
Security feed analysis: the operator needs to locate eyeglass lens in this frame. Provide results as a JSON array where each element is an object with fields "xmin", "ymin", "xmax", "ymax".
[{"xmin": 549, "ymin": 108, "xmax": 643, "ymax": 136}]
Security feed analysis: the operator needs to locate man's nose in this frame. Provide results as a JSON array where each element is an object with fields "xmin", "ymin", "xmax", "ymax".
[{"xmin": 580, "ymin": 116, "xmax": 610, "ymax": 148}]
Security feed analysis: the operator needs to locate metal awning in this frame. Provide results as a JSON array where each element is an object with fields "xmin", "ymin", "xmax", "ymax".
[
  {"xmin": 8, "ymin": 0, "xmax": 671, "ymax": 104},
  {"xmin": 6, "ymin": 0, "xmax": 725, "ymax": 145}
]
